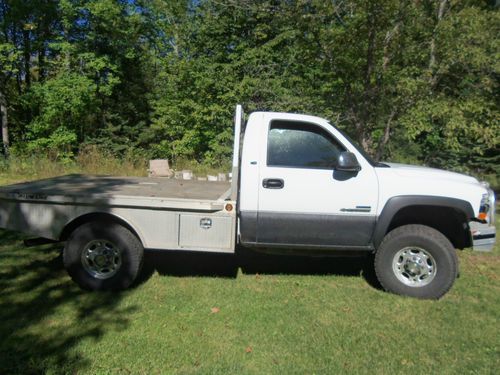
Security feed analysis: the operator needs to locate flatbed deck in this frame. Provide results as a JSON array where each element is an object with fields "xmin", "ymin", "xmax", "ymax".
[
  {"xmin": 0, "ymin": 174, "xmax": 231, "ymax": 200},
  {"xmin": 0, "ymin": 175, "xmax": 236, "ymax": 250}
]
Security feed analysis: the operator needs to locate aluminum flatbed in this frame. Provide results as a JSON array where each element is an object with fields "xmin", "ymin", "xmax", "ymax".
[{"xmin": 0, "ymin": 174, "xmax": 236, "ymax": 252}]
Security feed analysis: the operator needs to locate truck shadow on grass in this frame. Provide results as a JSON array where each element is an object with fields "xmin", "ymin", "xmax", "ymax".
[
  {"xmin": 0, "ymin": 229, "xmax": 380, "ymax": 373},
  {"xmin": 0, "ymin": 230, "xmax": 136, "ymax": 375},
  {"xmin": 140, "ymin": 248, "xmax": 381, "ymax": 290}
]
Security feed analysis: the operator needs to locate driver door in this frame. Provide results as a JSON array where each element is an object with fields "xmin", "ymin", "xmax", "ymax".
[{"xmin": 256, "ymin": 119, "xmax": 378, "ymax": 248}]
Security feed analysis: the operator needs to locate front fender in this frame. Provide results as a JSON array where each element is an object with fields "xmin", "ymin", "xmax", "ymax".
[{"xmin": 372, "ymin": 196, "xmax": 474, "ymax": 248}]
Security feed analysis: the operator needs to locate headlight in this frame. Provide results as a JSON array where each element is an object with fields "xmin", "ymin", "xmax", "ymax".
[{"xmin": 478, "ymin": 185, "xmax": 495, "ymax": 224}]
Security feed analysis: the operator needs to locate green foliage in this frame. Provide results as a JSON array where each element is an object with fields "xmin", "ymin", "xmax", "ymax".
[
  {"xmin": 25, "ymin": 73, "xmax": 95, "ymax": 154},
  {"xmin": 397, "ymin": 3, "xmax": 500, "ymax": 175},
  {"xmin": 0, "ymin": 42, "xmax": 19, "ymax": 74},
  {"xmin": 0, "ymin": 0, "xmax": 498, "ymax": 174}
]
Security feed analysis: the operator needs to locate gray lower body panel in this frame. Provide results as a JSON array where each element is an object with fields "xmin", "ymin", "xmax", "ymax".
[
  {"xmin": 0, "ymin": 199, "xmax": 237, "ymax": 253},
  {"xmin": 240, "ymin": 210, "xmax": 375, "ymax": 250}
]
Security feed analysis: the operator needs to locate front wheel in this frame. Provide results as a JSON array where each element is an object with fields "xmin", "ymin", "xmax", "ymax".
[
  {"xmin": 374, "ymin": 225, "xmax": 458, "ymax": 299},
  {"xmin": 63, "ymin": 222, "xmax": 144, "ymax": 291}
]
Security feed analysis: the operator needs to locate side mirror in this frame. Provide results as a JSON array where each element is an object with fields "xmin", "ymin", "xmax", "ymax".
[{"xmin": 336, "ymin": 151, "xmax": 361, "ymax": 172}]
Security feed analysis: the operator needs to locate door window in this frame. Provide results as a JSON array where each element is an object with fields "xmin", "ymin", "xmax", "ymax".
[{"xmin": 267, "ymin": 120, "xmax": 345, "ymax": 169}]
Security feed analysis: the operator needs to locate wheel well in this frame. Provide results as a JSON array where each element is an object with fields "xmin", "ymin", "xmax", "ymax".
[
  {"xmin": 385, "ymin": 205, "xmax": 471, "ymax": 249},
  {"xmin": 59, "ymin": 213, "xmax": 143, "ymax": 245}
]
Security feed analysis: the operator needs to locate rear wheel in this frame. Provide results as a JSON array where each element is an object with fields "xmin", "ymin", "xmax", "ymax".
[
  {"xmin": 374, "ymin": 224, "xmax": 458, "ymax": 299},
  {"xmin": 63, "ymin": 222, "xmax": 143, "ymax": 291}
]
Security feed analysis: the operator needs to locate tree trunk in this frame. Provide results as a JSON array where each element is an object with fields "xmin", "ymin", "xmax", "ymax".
[
  {"xmin": 374, "ymin": 7, "xmax": 405, "ymax": 160},
  {"xmin": 11, "ymin": 24, "xmax": 22, "ymax": 95},
  {"xmin": 23, "ymin": 29, "xmax": 31, "ymax": 88},
  {"xmin": 0, "ymin": 88, "xmax": 9, "ymax": 157},
  {"xmin": 38, "ymin": 43, "xmax": 46, "ymax": 82},
  {"xmin": 429, "ymin": 0, "xmax": 448, "ymax": 86},
  {"xmin": 1, "ymin": 2, "xmax": 8, "ymax": 42},
  {"xmin": 360, "ymin": 3, "xmax": 378, "ymax": 154},
  {"xmin": 375, "ymin": 110, "xmax": 397, "ymax": 161},
  {"xmin": 38, "ymin": 16, "xmax": 50, "ymax": 82}
]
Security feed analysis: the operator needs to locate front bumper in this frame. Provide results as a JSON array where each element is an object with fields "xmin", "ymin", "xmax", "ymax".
[{"xmin": 470, "ymin": 221, "xmax": 496, "ymax": 252}]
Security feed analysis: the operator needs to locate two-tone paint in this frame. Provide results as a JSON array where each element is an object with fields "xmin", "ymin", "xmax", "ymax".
[{"xmin": 238, "ymin": 111, "xmax": 495, "ymax": 252}]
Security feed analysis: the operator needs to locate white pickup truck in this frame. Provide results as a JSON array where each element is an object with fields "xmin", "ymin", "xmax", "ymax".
[{"xmin": 0, "ymin": 105, "xmax": 495, "ymax": 299}]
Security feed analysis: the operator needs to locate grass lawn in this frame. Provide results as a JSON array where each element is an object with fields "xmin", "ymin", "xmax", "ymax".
[
  {"xmin": 0, "ymin": 166, "xmax": 498, "ymax": 374},
  {"xmin": 0, "ymin": 222, "xmax": 498, "ymax": 374}
]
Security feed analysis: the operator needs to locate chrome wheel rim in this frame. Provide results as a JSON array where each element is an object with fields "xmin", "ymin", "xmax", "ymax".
[
  {"xmin": 81, "ymin": 240, "xmax": 122, "ymax": 279},
  {"xmin": 392, "ymin": 247, "xmax": 437, "ymax": 287}
]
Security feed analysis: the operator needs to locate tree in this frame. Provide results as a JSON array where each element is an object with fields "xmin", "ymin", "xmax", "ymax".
[
  {"xmin": 0, "ymin": 42, "xmax": 20, "ymax": 157},
  {"xmin": 399, "ymin": 1, "xmax": 500, "ymax": 175},
  {"xmin": 0, "ymin": 0, "xmax": 497, "ymax": 178}
]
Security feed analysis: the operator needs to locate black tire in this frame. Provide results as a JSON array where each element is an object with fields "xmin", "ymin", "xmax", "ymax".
[
  {"xmin": 63, "ymin": 221, "xmax": 143, "ymax": 291},
  {"xmin": 374, "ymin": 224, "xmax": 458, "ymax": 299}
]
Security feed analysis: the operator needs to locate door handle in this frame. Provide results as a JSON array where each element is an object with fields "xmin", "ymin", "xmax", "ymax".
[{"xmin": 262, "ymin": 178, "xmax": 284, "ymax": 189}]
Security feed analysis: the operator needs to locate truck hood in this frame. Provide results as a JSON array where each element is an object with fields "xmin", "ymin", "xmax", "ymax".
[{"xmin": 383, "ymin": 163, "xmax": 479, "ymax": 185}]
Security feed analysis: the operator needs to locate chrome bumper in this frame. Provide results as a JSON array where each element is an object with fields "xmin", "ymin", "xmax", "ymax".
[{"xmin": 470, "ymin": 221, "xmax": 496, "ymax": 252}]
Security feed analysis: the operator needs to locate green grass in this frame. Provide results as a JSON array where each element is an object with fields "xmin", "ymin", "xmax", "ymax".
[
  {"xmin": 0, "ymin": 160, "xmax": 498, "ymax": 374},
  {"xmin": 0, "ymin": 148, "xmax": 148, "ymax": 186},
  {"xmin": 0, "ymin": 151, "xmax": 228, "ymax": 187},
  {"xmin": 0, "ymin": 220, "xmax": 499, "ymax": 374}
]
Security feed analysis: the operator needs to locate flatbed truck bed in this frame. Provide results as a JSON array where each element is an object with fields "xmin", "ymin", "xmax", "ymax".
[
  {"xmin": 0, "ymin": 174, "xmax": 231, "ymax": 202},
  {"xmin": 0, "ymin": 174, "xmax": 236, "ymax": 253}
]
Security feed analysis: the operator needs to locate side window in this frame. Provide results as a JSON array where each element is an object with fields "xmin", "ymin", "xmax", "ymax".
[{"xmin": 267, "ymin": 120, "xmax": 345, "ymax": 169}]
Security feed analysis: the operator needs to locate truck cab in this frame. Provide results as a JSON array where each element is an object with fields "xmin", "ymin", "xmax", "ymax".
[{"xmin": 237, "ymin": 110, "xmax": 494, "ymax": 254}]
